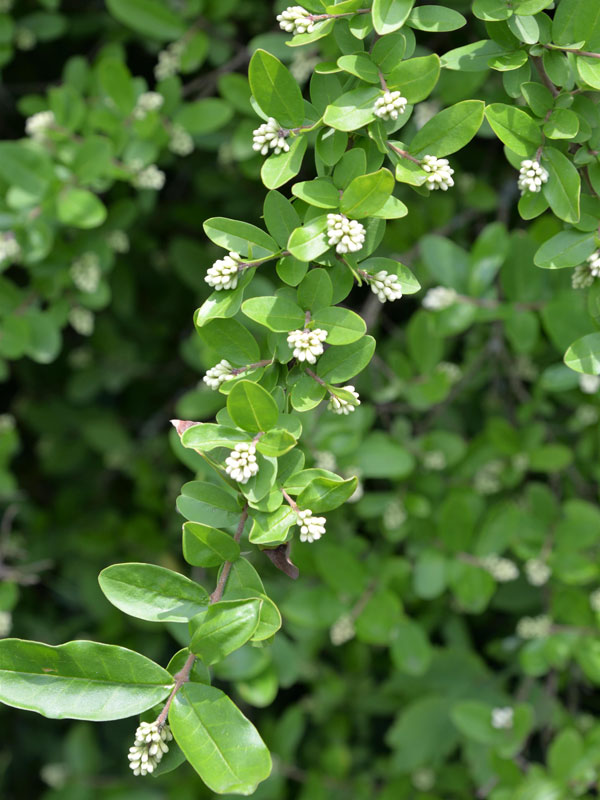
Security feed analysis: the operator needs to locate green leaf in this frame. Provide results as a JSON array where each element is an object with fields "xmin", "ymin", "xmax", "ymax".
[
  {"xmin": 291, "ymin": 374, "xmax": 327, "ymax": 411},
  {"xmin": 552, "ymin": 0, "xmax": 600, "ymax": 49},
  {"xmin": 249, "ymin": 505, "xmax": 297, "ymax": 545},
  {"xmin": 322, "ymin": 86, "xmax": 380, "ymax": 132},
  {"xmin": 98, "ymin": 563, "xmax": 209, "ymax": 623},
  {"xmin": 373, "ymin": 0, "xmax": 415, "ymax": 34},
  {"xmin": 407, "ymin": 5, "xmax": 466, "ymax": 31},
  {"xmin": 359, "ymin": 257, "xmax": 421, "ymax": 293},
  {"xmin": 441, "ymin": 39, "xmax": 508, "ymax": 71},
  {"xmin": 297, "ymin": 268, "xmax": 333, "ymax": 311},
  {"xmin": 287, "ymin": 216, "xmax": 330, "ymax": 261},
  {"xmin": 57, "ymin": 189, "xmax": 107, "ymax": 229},
  {"xmin": 248, "ymin": 49, "xmax": 304, "ymax": 128},
  {"xmin": 0, "ymin": 639, "xmax": 173, "ymax": 720},
  {"xmin": 190, "ymin": 599, "xmax": 261, "ymax": 664},
  {"xmin": 181, "ymin": 424, "xmax": 250, "ymax": 452},
  {"xmin": 340, "ymin": 168, "xmax": 394, "ymax": 218},
  {"xmin": 256, "ymin": 428, "xmax": 297, "ymax": 457},
  {"xmin": 183, "ymin": 522, "xmax": 241, "ymax": 568},
  {"xmin": 203, "ymin": 218, "xmax": 278, "ymax": 259},
  {"xmin": 263, "ymin": 189, "xmax": 301, "ymax": 248},
  {"xmin": 194, "ymin": 284, "xmax": 246, "ymax": 328},
  {"xmin": 197, "ymin": 317, "xmax": 260, "ymax": 365},
  {"xmin": 390, "ymin": 620, "xmax": 433, "ymax": 675},
  {"xmin": 564, "ymin": 333, "xmax": 600, "ymax": 375},
  {"xmin": 357, "ymin": 431, "xmax": 415, "ymax": 479},
  {"xmin": 261, "ymin": 135, "xmax": 307, "ymax": 190},
  {"xmin": 292, "ymin": 178, "xmax": 340, "ymax": 209},
  {"xmin": 533, "ymin": 231, "xmax": 596, "ymax": 269},
  {"xmin": 312, "ymin": 306, "xmax": 367, "ymax": 344},
  {"xmin": 386, "ymin": 54, "xmax": 441, "ymax": 102},
  {"xmin": 242, "ymin": 295, "xmax": 305, "ymax": 332},
  {"xmin": 227, "ymin": 380, "xmax": 279, "ymax": 433},
  {"xmin": 542, "ymin": 147, "xmax": 581, "ymax": 224},
  {"xmin": 0, "ymin": 142, "xmax": 53, "ymax": 198},
  {"xmin": 409, "ymin": 100, "xmax": 484, "ymax": 157},
  {"xmin": 484, "ymin": 103, "xmax": 541, "ymax": 157},
  {"xmin": 317, "ymin": 335, "xmax": 376, "ymax": 382},
  {"xmin": 543, "ymin": 108, "xmax": 579, "ymax": 140},
  {"xmin": 97, "ymin": 58, "xmax": 135, "ymax": 115},
  {"xmin": 577, "ymin": 56, "xmax": 600, "ymax": 90},
  {"xmin": 169, "ymin": 683, "xmax": 271, "ymax": 795},
  {"xmin": 105, "ymin": 0, "xmax": 185, "ymax": 40},
  {"xmin": 298, "ymin": 476, "xmax": 358, "ymax": 512},
  {"xmin": 337, "ymin": 53, "xmax": 380, "ymax": 84},
  {"xmin": 177, "ymin": 481, "xmax": 241, "ymax": 528}
]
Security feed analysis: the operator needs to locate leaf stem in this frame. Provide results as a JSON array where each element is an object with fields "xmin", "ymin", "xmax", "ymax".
[
  {"xmin": 230, "ymin": 358, "xmax": 273, "ymax": 376},
  {"xmin": 544, "ymin": 43, "xmax": 600, "ymax": 60},
  {"xmin": 281, "ymin": 487, "xmax": 299, "ymax": 513},
  {"xmin": 305, "ymin": 367, "xmax": 327, "ymax": 387},
  {"xmin": 387, "ymin": 142, "xmax": 422, "ymax": 165}
]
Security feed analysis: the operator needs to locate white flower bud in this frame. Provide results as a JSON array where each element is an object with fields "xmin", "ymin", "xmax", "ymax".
[
  {"xmin": 69, "ymin": 306, "xmax": 94, "ymax": 336},
  {"xmin": 437, "ymin": 361, "xmax": 462, "ymax": 384},
  {"xmin": 421, "ymin": 154, "xmax": 454, "ymax": 191},
  {"xmin": 587, "ymin": 250, "xmax": 600, "ymax": 276},
  {"xmin": 366, "ymin": 270, "xmax": 403, "ymax": 303},
  {"xmin": 154, "ymin": 41, "xmax": 183, "ymax": 80},
  {"xmin": 25, "ymin": 110, "xmax": 55, "ymax": 139},
  {"xmin": 203, "ymin": 359, "xmax": 235, "ymax": 390},
  {"xmin": 107, "ymin": 230, "xmax": 130, "ymax": 253},
  {"xmin": 518, "ymin": 159, "xmax": 549, "ymax": 194},
  {"xmin": 225, "ymin": 442, "xmax": 258, "ymax": 483},
  {"xmin": 0, "ymin": 233, "xmax": 21, "ymax": 265},
  {"xmin": 0, "ymin": 611, "xmax": 11, "ymax": 638},
  {"xmin": 128, "ymin": 721, "xmax": 173, "ymax": 777},
  {"xmin": 572, "ymin": 264, "xmax": 595, "ymax": 289},
  {"xmin": 474, "ymin": 460, "xmax": 503, "ymax": 495},
  {"xmin": 373, "ymin": 90, "xmax": 408, "ymax": 121},
  {"xmin": 296, "ymin": 508, "xmax": 326, "ymax": 542},
  {"xmin": 423, "ymin": 450, "xmax": 446, "ymax": 470},
  {"xmin": 71, "ymin": 252, "xmax": 101, "ymax": 294},
  {"xmin": 383, "ymin": 499, "xmax": 406, "ymax": 529},
  {"xmin": 276, "ymin": 5, "xmax": 315, "ymax": 35},
  {"xmin": 133, "ymin": 91, "xmax": 164, "ymax": 120},
  {"xmin": 328, "ymin": 385, "xmax": 360, "ymax": 415},
  {"xmin": 330, "ymin": 613, "xmax": 355, "ymax": 645},
  {"xmin": 516, "ymin": 614, "xmax": 552, "ymax": 639},
  {"xmin": 252, "ymin": 117, "xmax": 290, "ymax": 156},
  {"xmin": 525, "ymin": 558, "xmax": 551, "ymax": 587},
  {"xmin": 314, "ymin": 450, "xmax": 336, "ymax": 471},
  {"xmin": 412, "ymin": 769, "xmax": 435, "ymax": 792},
  {"xmin": 205, "ymin": 251, "xmax": 241, "ymax": 291},
  {"xmin": 133, "ymin": 165, "xmax": 165, "ymax": 191},
  {"xmin": 326, "ymin": 213, "xmax": 365, "ymax": 254},
  {"xmin": 481, "ymin": 554, "xmax": 518, "ymax": 582},
  {"xmin": 579, "ymin": 373, "xmax": 600, "ymax": 394},
  {"xmin": 169, "ymin": 125, "xmax": 194, "ymax": 156},
  {"xmin": 590, "ymin": 588, "xmax": 600, "ymax": 612},
  {"xmin": 422, "ymin": 285, "xmax": 457, "ymax": 310},
  {"xmin": 491, "ymin": 707, "xmax": 513, "ymax": 730},
  {"xmin": 287, "ymin": 327, "xmax": 327, "ymax": 364}
]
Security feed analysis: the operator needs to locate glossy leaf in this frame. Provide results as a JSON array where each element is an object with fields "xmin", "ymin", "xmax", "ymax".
[
  {"xmin": 248, "ymin": 49, "xmax": 304, "ymax": 128},
  {"xmin": 227, "ymin": 380, "xmax": 279, "ymax": 433},
  {"xmin": 190, "ymin": 598, "xmax": 261, "ymax": 664},
  {"xmin": 183, "ymin": 522, "xmax": 241, "ymax": 568}
]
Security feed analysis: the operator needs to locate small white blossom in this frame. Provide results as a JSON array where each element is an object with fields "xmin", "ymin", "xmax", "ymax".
[
  {"xmin": 15, "ymin": 27, "xmax": 35, "ymax": 50},
  {"xmin": 328, "ymin": 385, "xmax": 360, "ymax": 415},
  {"xmin": 205, "ymin": 251, "xmax": 241, "ymax": 291},
  {"xmin": 511, "ymin": 453, "xmax": 529, "ymax": 471},
  {"xmin": 71, "ymin": 252, "xmax": 101, "ymax": 294},
  {"xmin": 412, "ymin": 768, "xmax": 435, "ymax": 792},
  {"xmin": 169, "ymin": 125, "xmax": 194, "ymax": 156},
  {"xmin": 437, "ymin": 361, "xmax": 462, "ymax": 384},
  {"xmin": 574, "ymin": 404, "xmax": 599, "ymax": 428},
  {"xmin": 203, "ymin": 359, "xmax": 235, "ymax": 390},
  {"xmin": 572, "ymin": 264, "xmax": 595, "ymax": 289},
  {"xmin": 474, "ymin": 460, "xmax": 503, "ymax": 495},
  {"xmin": 0, "ymin": 611, "xmax": 11, "ymax": 638},
  {"xmin": 155, "ymin": 41, "xmax": 184, "ymax": 81},
  {"xmin": 225, "ymin": 442, "xmax": 258, "ymax": 483},
  {"xmin": 133, "ymin": 91, "xmax": 164, "ymax": 120},
  {"xmin": 0, "ymin": 0, "xmax": 14, "ymax": 12},
  {"xmin": 367, "ymin": 270, "xmax": 403, "ymax": 303},
  {"xmin": 128, "ymin": 721, "xmax": 173, "ymax": 776},
  {"xmin": 25, "ymin": 110, "xmax": 55, "ymax": 139},
  {"xmin": 518, "ymin": 159, "xmax": 549, "ymax": 194},
  {"xmin": 107, "ymin": 230, "xmax": 130, "ymax": 253},
  {"xmin": 40, "ymin": 763, "xmax": 67, "ymax": 790},
  {"xmin": 421, "ymin": 154, "xmax": 454, "ymax": 191},
  {"xmin": 296, "ymin": 508, "xmax": 326, "ymax": 542},
  {"xmin": 277, "ymin": 5, "xmax": 315, "ymax": 35},
  {"xmin": 69, "ymin": 306, "xmax": 94, "ymax": 336},
  {"xmin": 373, "ymin": 90, "xmax": 408, "ymax": 121},
  {"xmin": 481, "ymin": 555, "xmax": 519, "ymax": 582},
  {"xmin": 252, "ymin": 117, "xmax": 290, "ymax": 156},
  {"xmin": 525, "ymin": 558, "xmax": 551, "ymax": 587},
  {"xmin": 330, "ymin": 613, "xmax": 355, "ymax": 645},
  {"xmin": 0, "ymin": 414, "xmax": 15, "ymax": 431},
  {"xmin": 133, "ymin": 164, "xmax": 165, "ymax": 190},
  {"xmin": 590, "ymin": 588, "xmax": 600, "ymax": 612},
  {"xmin": 0, "ymin": 233, "xmax": 20, "ymax": 265},
  {"xmin": 579, "ymin": 373, "xmax": 600, "ymax": 394},
  {"xmin": 287, "ymin": 327, "xmax": 328, "ymax": 364},
  {"xmin": 290, "ymin": 52, "xmax": 320, "ymax": 84},
  {"xmin": 587, "ymin": 250, "xmax": 600, "ymax": 276},
  {"xmin": 326, "ymin": 213, "xmax": 365, "ymax": 254},
  {"xmin": 516, "ymin": 614, "xmax": 552, "ymax": 640},
  {"xmin": 383, "ymin": 499, "xmax": 406, "ymax": 529},
  {"xmin": 423, "ymin": 450, "xmax": 447, "ymax": 470},
  {"xmin": 491, "ymin": 707, "xmax": 514, "ymax": 730},
  {"xmin": 314, "ymin": 450, "xmax": 336, "ymax": 471},
  {"xmin": 348, "ymin": 476, "xmax": 364, "ymax": 503},
  {"xmin": 413, "ymin": 101, "xmax": 439, "ymax": 130},
  {"xmin": 423, "ymin": 286, "xmax": 458, "ymax": 310}
]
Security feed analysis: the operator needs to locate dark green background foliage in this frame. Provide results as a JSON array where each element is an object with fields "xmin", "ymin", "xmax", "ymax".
[{"xmin": 1, "ymin": 0, "xmax": 600, "ymax": 798}]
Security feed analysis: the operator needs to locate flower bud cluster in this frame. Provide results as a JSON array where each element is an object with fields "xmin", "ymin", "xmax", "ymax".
[
  {"xmin": 71, "ymin": 252, "xmax": 101, "ymax": 294},
  {"xmin": 155, "ymin": 41, "xmax": 184, "ymax": 80},
  {"xmin": 572, "ymin": 251, "xmax": 600, "ymax": 289},
  {"xmin": 225, "ymin": 442, "xmax": 258, "ymax": 483},
  {"xmin": 328, "ymin": 385, "xmax": 360, "ymax": 415},
  {"xmin": 128, "ymin": 721, "xmax": 173, "ymax": 776},
  {"xmin": 203, "ymin": 359, "xmax": 235, "ymax": 390},
  {"xmin": 107, "ymin": 230, "xmax": 130, "ymax": 253},
  {"xmin": 252, "ymin": 118, "xmax": 290, "ymax": 156},
  {"xmin": 169, "ymin": 125, "xmax": 194, "ymax": 156},
  {"xmin": 481, "ymin": 555, "xmax": 519, "ymax": 582},
  {"xmin": 276, "ymin": 5, "xmax": 315, "ymax": 35},
  {"xmin": 25, "ymin": 110, "xmax": 55, "ymax": 139},
  {"xmin": 373, "ymin": 90, "xmax": 408, "ymax": 121},
  {"xmin": 69, "ymin": 306, "xmax": 95, "ymax": 337},
  {"xmin": 205, "ymin": 252, "xmax": 241, "ymax": 291},
  {"xmin": 423, "ymin": 286, "xmax": 457, "ymax": 310},
  {"xmin": 326, "ymin": 214, "xmax": 365, "ymax": 254},
  {"xmin": 491, "ymin": 707, "xmax": 514, "ymax": 730},
  {"xmin": 579, "ymin": 374, "xmax": 600, "ymax": 394},
  {"xmin": 383, "ymin": 499, "xmax": 407, "ymax": 529},
  {"xmin": 516, "ymin": 614, "xmax": 552, "ymax": 639},
  {"xmin": 367, "ymin": 270, "xmax": 403, "ymax": 303},
  {"xmin": 133, "ymin": 165, "xmax": 165, "ymax": 191},
  {"xmin": 518, "ymin": 159, "xmax": 549, "ymax": 194},
  {"xmin": 412, "ymin": 769, "xmax": 436, "ymax": 792},
  {"xmin": 330, "ymin": 613, "xmax": 356, "ymax": 645},
  {"xmin": 422, "ymin": 155, "xmax": 454, "ymax": 191},
  {"xmin": 423, "ymin": 450, "xmax": 447, "ymax": 470},
  {"xmin": 0, "ymin": 233, "xmax": 20, "ymax": 265},
  {"xmin": 132, "ymin": 91, "xmax": 163, "ymax": 120},
  {"xmin": 474, "ymin": 460, "xmax": 503, "ymax": 495},
  {"xmin": 524, "ymin": 558, "xmax": 551, "ymax": 587},
  {"xmin": 296, "ymin": 508, "xmax": 326, "ymax": 542},
  {"xmin": 287, "ymin": 327, "xmax": 327, "ymax": 363}
]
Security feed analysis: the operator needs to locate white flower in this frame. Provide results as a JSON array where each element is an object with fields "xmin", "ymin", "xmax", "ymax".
[
  {"xmin": 474, "ymin": 460, "xmax": 503, "ymax": 495},
  {"xmin": 132, "ymin": 91, "xmax": 164, "ymax": 120},
  {"xmin": 25, "ymin": 110, "xmax": 55, "ymax": 139},
  {"xmin": 330, "ymin": 613, "xmax": 355, "ymax": 645},
  {"xmin": 423, "ymin": 450, "xmax": 446, "ymax": 470},
  {"xmin": 225, "ymin": 442, "xmax": 258, "ymax": 483},
  {"xmin": 516, "ymin": 614, "xmax": 552, "ymax": 639},
  {"xmin": 421, "ymin": 154, "xmax": 454, "ymax": 191},
  {"xmin": 0, "ymin": 233, "xmax": 20, "ymax": 265},
  {"xmin": 328, "ymin": 385, "xmax": 360, "ymax": 415},
  {"xmin": 107, "ymin": 230, "xmax": 130, "ymax": 253},
  {"xmin": 287, "ymin": 327, "xmax": 327, "ymax": 364},
  {"xmin": 0, "ymin": 414, "xmax": 15, "ymax": 431},
  {"xmin": 277, "ymin": 5, "xmax": 315, "ymax": 35},
  {"xmin": 69, "ymin": 307, "xmax": 94, "ymax": 336},
  {"xmin": 481, "ymin": 554, "xmax": 519, "ymax": 582},
  {"xmin": 128, "ymin": 721, "xmax": 173, "ymax": 777},
  {"xmin": 314, "ymin": 450, "xmax": 336, "ymax": 471},
  {"xmin": 437, "ymin": 361, "xmax": 462, "ymax": 383},
  {"xmin": 588, "ymin": 250, "xmax": 600, "ymax": 276},
  {"xmin": 590, "ymin": 588, "xmax": 600, "ymax": 612},
  {"xmin": 133, "ymin": 165, "xmax": 165, "ymax": 190},
  {"xmin": 326, "ymin": 213, "xmax": 366, "ymax": 254},
  {"xmin": 367, "ymin": 270, "xmax": 403, "ymax": 303},
  {"xmin": 0, "ymin": 611, "xmax": 11, "ymax": 638},
  {"xmin": 383, "ymin": 499, "xmax": 406, "ymax": 529},
  {"xmin": 203, "ymin": 359, "xmax": 235, "ymax": 390},
  {"xmin": 71, "ymin": 252, "xmax": 101, "ymax": 294},
  {"xmin": 296, "ymin": 508, "xmax": 326, "ymax": 542},
  {"xmin": 572, "ymin": 264, "xmax": 595, "ymax": 289},
  {"xmin": 0, "ymin": 0, "xmax": 14, "ymax": 13},
  {"xmin": 525, "ymin": 558, "xmax": 551, "ymax": 587},
  {"xmin": 423, "ymin": 286, "xmax": 457, "ymax": 310},
  {"xmin": 252, "ymin": 117, "xmax": 290, "ymax": 156},
  {"xmin": 373, "ymin": 90, "xmax": 408, "ymax": 121},
  {"xmin": 169, "ymin": 125, "xmax": 194, "ymax": 156},
  {"xmin": 205, "ymin": 251, "xmax": 240, "ymax": 291},
  {"xmin": 491, "ymin": 707, "xmax": 514, "ymax": 730},
  {"xmin": 412, "ymin": 769, "xmax": 435, "ymax": 792},
  {"xmin": 518, "ymin": 159, "xmax": 548, "ymax": 194},
  {"xmin": 579, "ymin": 373, "xmax": 600, "ymax": 394},
  {"xmin": 15, "ymin": 27, "xmax": 35, "ymax": 50},
  {"xmin": 155, "ymin": 41, "xmax": 184, "ymax": 81}
]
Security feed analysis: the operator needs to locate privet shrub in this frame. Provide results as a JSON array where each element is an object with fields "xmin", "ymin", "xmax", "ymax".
[{"xmin": 1, "ymin": 0, "xmax": 600, "ymax": 798}]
